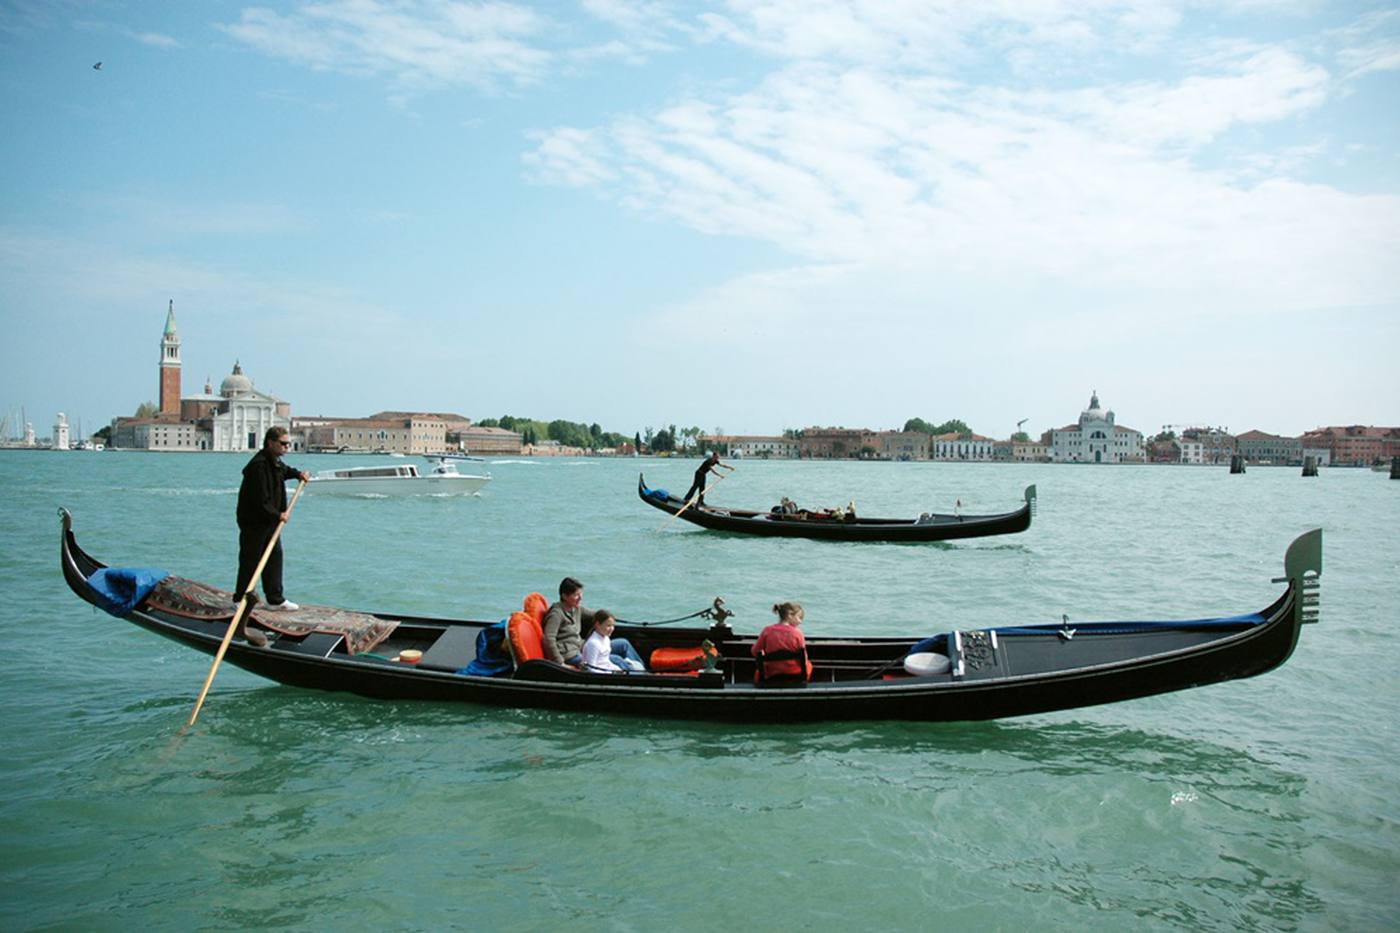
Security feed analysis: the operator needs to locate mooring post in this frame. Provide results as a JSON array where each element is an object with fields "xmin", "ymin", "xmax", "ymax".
[{"xmin": 1302, "ymin": 455, "xmax": 1318, "ymax": 477}]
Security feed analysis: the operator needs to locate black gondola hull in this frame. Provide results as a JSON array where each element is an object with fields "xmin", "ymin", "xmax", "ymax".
[
  {"xmin": 59, "ymin": 509, "xmax": 1319, "ymax": 723},
  {"xmin": 638, "ymin": 473, "xmax": 1034, "ymax": 542}
]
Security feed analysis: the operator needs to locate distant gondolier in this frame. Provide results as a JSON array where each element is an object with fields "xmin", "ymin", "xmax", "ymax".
[
  {"xmin": 233, "ymin": 426, "xmax": 309, "ymax": 644},
  {"xmin": 684, "ymin": 451, "xmax": 733, "ymax": 507}
]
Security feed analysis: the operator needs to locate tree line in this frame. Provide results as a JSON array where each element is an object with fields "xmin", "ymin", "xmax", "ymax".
[{"xmin": 475, "ymin": 415, "xmax": 635, "ymax": 450}]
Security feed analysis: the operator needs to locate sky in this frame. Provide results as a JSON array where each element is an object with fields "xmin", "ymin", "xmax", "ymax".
[{"xmin": 1, "ymin": 0, "xmax": 1398, "ymax": 442}]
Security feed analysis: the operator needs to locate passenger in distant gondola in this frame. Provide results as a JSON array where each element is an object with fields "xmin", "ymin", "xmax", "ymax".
[
  {"xmin": 684, "ymin": 450, "xmax": 733, "ymax": 507},
  {"xmin": 233, "ymin": 426, "xmax": 310, "ymax": 646},
  {"xmin": 543, "ymin": 577, "xmax": 645, "ymax": 669}
]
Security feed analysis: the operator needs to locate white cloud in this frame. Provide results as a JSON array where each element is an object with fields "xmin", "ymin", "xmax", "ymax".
[
  {"xmin": 221, "ymin": 0, "xmax": 554, "ymax": 92},
  {"xmin": 128, "ymin": 29, "xmax": 179, "ymax": 48},
  {"xmin": 524, "ymin": 6, "xmax": 1399, "ymax": 424}
]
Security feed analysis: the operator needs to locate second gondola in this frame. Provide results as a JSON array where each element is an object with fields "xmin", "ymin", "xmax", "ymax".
[{"xmin": 639, "ymin": 474, "xmax": 1035, "ymax": 542}]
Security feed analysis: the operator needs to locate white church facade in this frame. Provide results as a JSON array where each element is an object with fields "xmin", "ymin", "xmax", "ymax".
[
  {"xmin": 109, "ymin": 302, "xmax": 293, "ymax": 451},
  {"xmin": 1049, "ymin": 392, "xmax": 1144, "ymax": 463}
]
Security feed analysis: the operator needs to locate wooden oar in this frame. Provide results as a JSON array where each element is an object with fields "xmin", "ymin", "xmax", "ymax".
[
  {"xmin": 187, "ymin": 478, "xmax": 307, "ymax": 727},
  {"xmin": 659, "ymin": 470, "xmax": 730, "ymax": 531}
]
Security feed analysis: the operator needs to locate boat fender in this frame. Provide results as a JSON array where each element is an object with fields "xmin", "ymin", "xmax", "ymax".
[{"xmin": 904, "ymin": 652, "xmax": 952, "ymax": 677}]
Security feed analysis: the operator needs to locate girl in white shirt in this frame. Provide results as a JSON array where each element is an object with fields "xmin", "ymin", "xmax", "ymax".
[{"xmin": 580, "ymin": 610, "xmax": 644, "ymax": 673}]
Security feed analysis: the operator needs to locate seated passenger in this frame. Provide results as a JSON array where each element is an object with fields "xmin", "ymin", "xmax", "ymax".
[
  {"xmin": 752, "ymin": 601, "xmax": 813, "ymax": 683},
  {"xmin": 580, "ymin": 610, "xmax": 644, "ymax": 673},
  {"xmin": 543, "ymin": 576, "xmax": 644, "ymax": 668}
]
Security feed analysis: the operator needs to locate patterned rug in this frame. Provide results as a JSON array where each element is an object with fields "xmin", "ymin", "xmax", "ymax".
[{"xmin": 144, "ymin": 576, "xmax": 398, "ymax": 656}]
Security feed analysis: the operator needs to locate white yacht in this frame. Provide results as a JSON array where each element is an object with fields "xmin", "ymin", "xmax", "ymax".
[{"xmin": 304, "ymin": 460, "xmax": 491, "ymax": 497}]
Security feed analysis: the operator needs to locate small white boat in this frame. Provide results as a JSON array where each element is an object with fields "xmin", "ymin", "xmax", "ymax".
[{"xmin": 305, "ymin": 460, "xmax": 491, "ymax": 496}]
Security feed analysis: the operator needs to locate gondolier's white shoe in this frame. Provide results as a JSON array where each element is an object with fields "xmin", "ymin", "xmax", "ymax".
[{"xmin": 265, "ymin": 600, "xmax": 299, "ymax": 611}]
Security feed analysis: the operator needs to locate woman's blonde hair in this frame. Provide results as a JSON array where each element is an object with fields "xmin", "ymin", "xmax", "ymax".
[{"xmin": 771, "ymin": 602, "xmax": 803, "ymax": 624}]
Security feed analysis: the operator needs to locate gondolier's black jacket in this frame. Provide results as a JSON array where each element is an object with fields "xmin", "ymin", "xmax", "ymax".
[{"xmin": 237, "ymin": 448, "xmax": 301, "ymax": 530}]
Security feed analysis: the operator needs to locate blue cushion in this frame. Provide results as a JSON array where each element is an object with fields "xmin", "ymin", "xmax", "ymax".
[{"xmin": 87, "ymin": 567, "xmax": 169, "ymax": 617}]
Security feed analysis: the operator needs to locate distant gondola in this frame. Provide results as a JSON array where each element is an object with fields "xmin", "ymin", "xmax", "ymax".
[
  {"xmin": 59, "ymin": 509, "xmax": 1320, "ymax": 724},
  {"xmin": 639, "ymin": 473, "xmax": 1036, "ymax": 542}
]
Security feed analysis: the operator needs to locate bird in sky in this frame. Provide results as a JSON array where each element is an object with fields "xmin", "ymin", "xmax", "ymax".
[{"xmin": 92, "ymin": 62, "xmax": 102, "ymax": 70}]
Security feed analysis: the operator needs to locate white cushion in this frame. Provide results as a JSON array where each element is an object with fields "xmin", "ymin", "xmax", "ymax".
[{"xmin": 904, "ymin": 652, "xmax": 951, "ymax": 676}]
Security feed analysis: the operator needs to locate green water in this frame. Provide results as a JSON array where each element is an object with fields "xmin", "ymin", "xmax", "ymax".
[{"xmin": 2, "ymin": 450, "xmax": 1397, "ymax": 930}]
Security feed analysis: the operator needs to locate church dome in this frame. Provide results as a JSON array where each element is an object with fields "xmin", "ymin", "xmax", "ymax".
[
  {"xmin": 1080, "ymin": 391, "xmax": 1107, "ymax": 422},
  {"xmin": 220, "ymin": 361, "xmax": 254, "ymax": 398}
]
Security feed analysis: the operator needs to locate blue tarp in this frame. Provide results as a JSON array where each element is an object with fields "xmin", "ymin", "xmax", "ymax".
[
  {"xmin": 86, "ymin": 567, "xmax": 169, "ymax": 617},
  {"xmin": 461, "ymin": 619, "xmax": 512, "ymax": 677}
]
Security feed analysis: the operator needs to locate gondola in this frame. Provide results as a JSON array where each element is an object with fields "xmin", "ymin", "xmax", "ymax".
[
  {"xmin": 59, "ymin": 508, "xmax": 1320, "ymax": 723},
  {"xmin": 639, "ymin": 473, "xmax": 1036, "ymax": 542}
]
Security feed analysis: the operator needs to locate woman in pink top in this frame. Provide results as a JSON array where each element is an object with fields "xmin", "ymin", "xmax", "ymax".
[{"xmin": 752, "ymin": 601, "xmax": 812, "ymax": 683}]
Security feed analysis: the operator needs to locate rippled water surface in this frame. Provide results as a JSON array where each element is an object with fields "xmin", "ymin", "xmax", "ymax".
[{"xmin": 2, "ymin": 451, "xmax": 1397, "ymax": 930}]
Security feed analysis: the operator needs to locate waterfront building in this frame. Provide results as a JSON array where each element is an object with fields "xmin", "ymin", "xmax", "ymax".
[
  {"xmin": 296, "ymin": 415, "xmax": 437, "ymax": 455},
  {"xmin": 1146, "ymin": 437, "xmax": 1181, "ymax": 463},
  {"xmin": 798, "ymin": 427, "xmax": 872, "ymax": 459},
  {"xmin": 1302, "ymin": 446, "xmax": 1332, "ymax": 467},
  {"xmin": 1048, "ymin": 392, "xmax": 1144, "ymax": 463},
  {"xmin": 158, "ymin": 300, "xmax": 180, "ymax": 417},
  {"xmin": 458, "ymin": 424, "xmax": 524, "ymax": 455},
  {"xmin": 876, "ymin": 431, "xmax": 930, "ymax": 461},
  {"xmin": 52, "ymin": 413, "xmax": 70, "ymax": 451},
  {"xmin": 1179, "ymin": 427, "xmax": 1236, "ymax": 465},
  {"xmin": 208, "ymin": 362, "xmax": 291, "ymax": 451},
  {"xmin": 1300, "ymin": 425, "xmax": 1400, "ymax": 466},
  {"xmin": 110, "ymin": 305, "xmax": 293, "ymax": 451},
  {"xmin": 933, "ymin": 432, "xmax": 996, "ymax": 461},
  {"xmin": 1236, "ymin": 430, "xmax": 1303, "ymax": 465},
  {"xmin": 1012, "ymin": 440, "xmax": 1048, "ymax": 462},
  {"xmin": 706, "ymin": 435, "xmax": 800, "ymax": 459}
]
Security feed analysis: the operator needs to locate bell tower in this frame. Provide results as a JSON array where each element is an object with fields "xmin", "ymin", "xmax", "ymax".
[{"xmin": 159, "ymin": 300, "xmax": 181, "ymax": 417}]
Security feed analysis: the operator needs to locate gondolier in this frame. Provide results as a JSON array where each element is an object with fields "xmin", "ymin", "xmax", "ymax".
[
  {"xmin": 234, "ymin": 427, "xmax": 310, "ymax": 641},
  {"xmin": 684, "ymin": 451, "xmax": 733, "ymax": 507}
]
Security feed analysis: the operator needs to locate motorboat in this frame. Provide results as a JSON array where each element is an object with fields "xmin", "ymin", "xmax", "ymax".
[{"xmin": 304, "ymin": 460, "xmax": 490, "ymax": 496}]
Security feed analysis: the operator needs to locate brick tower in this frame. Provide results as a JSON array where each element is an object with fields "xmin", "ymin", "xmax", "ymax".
[{"xmin": 159, "ymin": 300, "xmax": 181, "ymax": 417}]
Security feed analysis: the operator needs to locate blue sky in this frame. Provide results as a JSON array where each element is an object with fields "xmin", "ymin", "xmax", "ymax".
[{"xmin": 2, "ymin": 0, "xmax": 1397, "ymax": 441}]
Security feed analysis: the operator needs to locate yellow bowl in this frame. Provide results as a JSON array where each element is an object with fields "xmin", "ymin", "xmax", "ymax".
[{"xmin": 398, "ymin": 649, "xmax": 423, "ymax": 663}]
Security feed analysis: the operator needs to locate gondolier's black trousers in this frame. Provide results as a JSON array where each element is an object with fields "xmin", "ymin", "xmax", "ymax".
[
  {"xmin": 685, "ymin": 470, "xmax": 709, "ymax": 505},
  {"xmin": 235, "ymin": 522, "xmax": 285, "ymax": 606}
]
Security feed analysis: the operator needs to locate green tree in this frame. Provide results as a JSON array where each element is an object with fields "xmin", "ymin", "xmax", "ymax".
[
  {"xmin": 134, "ymin": 401, "xmax": 158, "ymax": 418},
  {"xmin": 903, "ymin": 417, "xmax": 934, "ymax": 434},
  {"xmin": 634, "ymin": 431, "xmax": 642, "ymax": 452},
  {"xmin": 1011, "ymin": 431, "xmax": 1030, "ymax": 443},
  {"xmin": 931, "ymin": 419, "xmax": 971, "ymax": 436}
]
